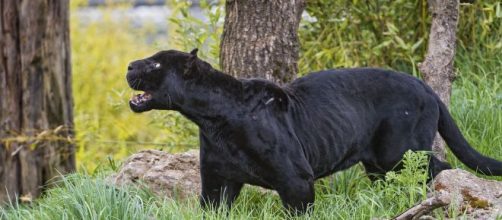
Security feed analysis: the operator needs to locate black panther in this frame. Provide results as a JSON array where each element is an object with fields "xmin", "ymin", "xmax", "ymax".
[{"xmin": 126, "ymin": 49, "xmax": 502, "ymax": 213}]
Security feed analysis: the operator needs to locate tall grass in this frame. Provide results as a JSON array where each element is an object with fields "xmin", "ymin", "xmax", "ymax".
[{"xmin": 448, "ymin": 45, "xmax": 502, "ymax": 179}]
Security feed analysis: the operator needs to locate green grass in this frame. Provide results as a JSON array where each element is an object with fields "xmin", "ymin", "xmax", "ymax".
[
  {"xmin": 447, "ymin": 46, "xmax": 502, "ymax": 180},
  {"xmin": 1, "ymin": 152, "xmax": 438, "ymax": 220}
]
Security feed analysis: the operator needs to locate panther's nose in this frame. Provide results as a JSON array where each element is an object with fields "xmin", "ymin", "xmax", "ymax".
[{"xmin": 128, "ymin": 64, "xmax": 134, "ymax": 71}]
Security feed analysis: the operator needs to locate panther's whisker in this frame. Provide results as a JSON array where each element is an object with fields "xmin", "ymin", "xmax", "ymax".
[
  {"xmin": 167, "ymin": 93, "xmax": 172, "ymax": 107},
  {"xmin": 132, "ymin": 78, "xmax": 140, "ymax": 90},
  {"xmin": 131, "ymin": 78, "xmax": 140, "ymax": 90},
  {"xmin": 137, "ymin": 79, "xmax": 143, "ymax": 90}
]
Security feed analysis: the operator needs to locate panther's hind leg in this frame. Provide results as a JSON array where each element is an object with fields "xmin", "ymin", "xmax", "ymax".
[
  {"xmin": 412, "ymin": 100, "xmax": 452, "ymax": 179},
  {"xmin": 369, "ymin": 118, "xmax": 414, "ymax": 174},
  {"xmin": 370, "ymin": 96, "xmax": 453, "ymax": 181}
]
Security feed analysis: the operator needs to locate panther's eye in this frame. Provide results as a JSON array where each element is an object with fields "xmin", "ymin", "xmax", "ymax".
[{"xmin": 154, "ymin": 63, "xmax": 161, "ymax": 68}]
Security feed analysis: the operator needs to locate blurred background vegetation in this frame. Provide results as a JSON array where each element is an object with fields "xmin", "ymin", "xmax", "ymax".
[{"xmin": 70, "ymin": 0, "xmax": 501, "ymax": 175}]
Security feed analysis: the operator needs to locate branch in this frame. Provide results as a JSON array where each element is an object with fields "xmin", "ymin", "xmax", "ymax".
[{"xmin": 393, "ymin": 191, "xmax": 451, "ymax": 220}]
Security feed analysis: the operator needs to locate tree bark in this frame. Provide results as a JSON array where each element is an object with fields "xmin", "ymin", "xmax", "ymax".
[
  {"xmin": 0, "ymin": 0, "xmax": 75, "ymax": 203},
  {"xmin": 418, "ymin": 0, "xmax": 459, "ymax": 162},
  {"xmin": 220, "ymin": 0, "xmax": 306, "ymax": 84}
]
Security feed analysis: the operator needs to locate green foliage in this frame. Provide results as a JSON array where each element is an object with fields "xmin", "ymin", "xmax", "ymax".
[
  {"xmin": 71, "ymin": 0, "xmax": 226, "ymax": 172},
  {"xmin": 448, "ymin": 45, "xmax": 502, "ymax": 179},
  {"xmin": 300, "ymin": 0, "xmax": 429, "ymax": 75},
  {"xmin": 166, "ymin": 0, "xmax": 224, "ymax": 66},
  {"xmin": 310, "ymin": 151, "xmax": 431, "ymax": 219},
  {"xmin": 1, "ymin": 152, "xmax": 432, "ymax": 219},
  {"xmin": 300, "ymin": 0, "xmax": 501, "ymax": 75},
  {"xmin": 377, "ymin": 151, "xmax": 429, "ymax": 206},
  {"xmin": 0, "ymin": 173, "xmax": 158, "ymax": 220},
  {"xmin": 457, "ymin": 1, "xmax": 502, "ymax": 50}
]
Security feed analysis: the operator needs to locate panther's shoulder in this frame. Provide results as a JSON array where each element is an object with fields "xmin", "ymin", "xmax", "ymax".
[{"xmin": 239, "ymin": 78, "xmax": 289, "ymax": 111}]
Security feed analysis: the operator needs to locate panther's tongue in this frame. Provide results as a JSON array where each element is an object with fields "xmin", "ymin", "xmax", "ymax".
[{"xmin": 130, "ymin": 92, "xmax": 152, "ymax": 106}]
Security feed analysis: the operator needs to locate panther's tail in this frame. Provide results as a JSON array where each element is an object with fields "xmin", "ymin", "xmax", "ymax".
[{"xmin": 437, "ymin": 99, "xmax": 502, "ymax": 175}]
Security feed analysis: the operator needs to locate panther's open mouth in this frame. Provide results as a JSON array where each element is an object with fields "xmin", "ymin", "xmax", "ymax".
[
  {"xmin": 129, "ymin": 91, "xmax": 153, "ymax": 112},
  {"xmin": 131, "ymin": 92, "xmax": 152, "ymax": 105}
]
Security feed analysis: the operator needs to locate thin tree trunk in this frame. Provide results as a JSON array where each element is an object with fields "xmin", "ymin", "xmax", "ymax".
[
  {"xmin": 419, "ymin": 0, "xmax": 459, "ymax": 162},
  {"xmin": 220, "ymin": 0, "xmax": 306, "ymax": 84},
  {"xmin": 0, "ymin": 0, "xmax": 75, "ymax": 203},
  {"xmin": 419, "ymin": 0, "xmax": 459, "ymax": 161}
]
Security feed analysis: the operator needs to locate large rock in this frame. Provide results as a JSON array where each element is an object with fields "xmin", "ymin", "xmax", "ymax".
[
  {"xmin": 111, "ymin": 149, "xmax": 200, "ymax": 199},
  {"xmin": 433, "ymin": 169, "xmax": 502, "ymax": 219},
  {"xmin": 394, "ymin": 169, "xmax": 502, "ymax": 220}
]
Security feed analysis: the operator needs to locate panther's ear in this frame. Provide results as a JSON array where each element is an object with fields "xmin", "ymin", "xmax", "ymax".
[
  {"xmin": 189, "ymin": 48, "xmax": 198, "ymax": 57},
  {"xmin": 184, "ymin": 48, "xmax": 199, "ymax": 75},
  {"xmin": 187, "ymin": 48, "xmax": 198, "ymax": 66}
]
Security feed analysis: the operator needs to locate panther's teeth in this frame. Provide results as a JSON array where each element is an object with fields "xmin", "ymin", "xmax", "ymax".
[{"xmin": 130, "ymin": 92, "xmax": 152, "ymax": 106}]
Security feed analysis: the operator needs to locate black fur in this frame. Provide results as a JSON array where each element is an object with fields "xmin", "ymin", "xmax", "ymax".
[{"xmin": 126, "ymin": 49, "xmax": 502, "ymax": 213}]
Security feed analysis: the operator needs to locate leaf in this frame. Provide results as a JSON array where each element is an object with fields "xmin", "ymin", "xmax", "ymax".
[
  {"xmin": 411, "ymin": 38, "xmax": 424, "ymax": 53},
  {"xmin": 181, "ymin": 8, "xmax": 188, "ymax": 18},
  {"xmin": 373, "ymin": 40, "xmax": 392, "ymax": 51},
  {"xmin": 386, "ymin": 22, "xmax": 399, "ymax": 34},
  {"xmin": 54, "ymin": 125, "xmax": 65, "ymax": 134},
  {"xmin": 496, "ymin": 2, "xmax": 502, "ymax": 18},
  {"xmin": 394, "ymin": 35, "xmax": 408, "ymax": 49}
]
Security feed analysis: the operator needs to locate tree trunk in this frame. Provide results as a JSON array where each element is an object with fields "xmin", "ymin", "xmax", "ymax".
[
  {"xmin": 0, "ymin": 0, "xmax": 75, "ymax": 203},
  {"xmin": 220, "ymin": 0, "xmax": 306, "ymax": 84},
  {"xmin": 419, "ymin": 0, "xmax": 459, "ymax": 162}
]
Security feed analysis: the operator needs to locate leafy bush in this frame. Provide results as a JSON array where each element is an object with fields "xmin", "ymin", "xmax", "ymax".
[
  {"xmin": 300, "ymin": 0, "xmax": 501, "ymax": 75},
  {"xmin": 300, "ymin": 0, "xmax": 429, "ymax": 74}
]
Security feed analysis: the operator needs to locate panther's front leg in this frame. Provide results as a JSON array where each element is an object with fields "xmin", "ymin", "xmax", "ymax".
[
  {"xmin": 200, "ymin": 166, "xmax": 243, "ymax": 210},
  {"xmin": 199, "ymin": 132, "xmax": 243, "ymax": 210},
  {"xmin": 275, "ymin": 176, "xmax": 315, "ymax": 215}
]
